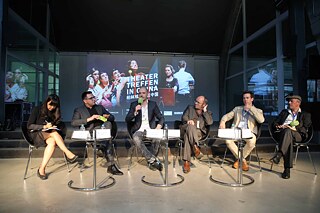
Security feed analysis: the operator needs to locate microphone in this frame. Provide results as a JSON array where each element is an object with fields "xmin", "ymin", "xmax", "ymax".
[{"xmin": 138, "ymin": 97, "xmax": 143, "ymax": 105}]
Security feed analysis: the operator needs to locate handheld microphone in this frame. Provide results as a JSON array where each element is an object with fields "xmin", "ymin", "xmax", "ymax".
[{"xmin": 138, "ymin": 97, "xmax": 143, "ymax": 105}]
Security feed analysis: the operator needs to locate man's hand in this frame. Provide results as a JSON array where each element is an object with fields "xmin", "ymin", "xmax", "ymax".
[
  {"xmin": 187, "ymin": 120, "xmax": 195, "ymax": 125},
  {"xmin": 103, "ymin": 114, "xmax": 110, "ymax": 119},
  {"xmin": 155, "ymin": 124, "xmax": 162, "ymax": 129},
  {"xmin": 219, "ymin": 123, "xmax": 226, "ymax": 129},
  {"xmin": 88, "ymin": 114, "xmax": 100, "ymax": 122},
  {"xmin": 203, "ymin": 104, "xmax": 208, "ymax": 112},
  {"xmin": 135, "ymin": 105, "xmax": 142, "ymax": 113},
  {"xmin": 244, "ymin": 104, "xmax": 251, "ymax": 111}
]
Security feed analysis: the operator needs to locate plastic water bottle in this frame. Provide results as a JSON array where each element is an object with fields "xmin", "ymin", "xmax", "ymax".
[
  {"xmin": 101, "ymin": 124, "xmax": 106, "ymax": 129},
  {"xmin": 231, "ymin": 123, "xmax": 235, "ymax": 129},
  {"xmin": 164, "ymin": 123, "xmax": 168, "ymax": 139},
  {"xmin": 80, "ymin": 124, "xmax": 85, "ymax": 131}
]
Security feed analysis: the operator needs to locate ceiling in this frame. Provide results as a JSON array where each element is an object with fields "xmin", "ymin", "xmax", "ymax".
[{"xmin": 8, "ymin": 0, "xmax": 276, "ymax": 55}]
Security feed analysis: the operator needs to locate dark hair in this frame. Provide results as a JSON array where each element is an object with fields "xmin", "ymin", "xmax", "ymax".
[
  {"xmin": 178, "ymin": 60, "xmax": 186, "ymax": 68},
  {"xmin": 40, "ymin": 94, "xmax": 61, "ymax": 124},
  {"xmin": 82, "ymin": 91, "xmax": 93, "ymax": 100},
  {"xmin": 242, "ymin": 90, "xmax": 254, "ymax": 98}
]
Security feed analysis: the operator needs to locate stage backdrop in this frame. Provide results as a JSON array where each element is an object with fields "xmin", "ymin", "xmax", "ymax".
[{"xmin": 60, "ymin": 52, "xmax": 219, "ymax": 122}]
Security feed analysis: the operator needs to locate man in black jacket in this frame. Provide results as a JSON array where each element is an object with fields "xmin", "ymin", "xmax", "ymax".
[
  {"xmin": 271, "ymin": 95, "xmax": 312, "ymax": 179},
  {"xmin": 125, "ymin": 87, "xmax": 164, "ymax": 171},
  {"xmin": 71, "ymin": 91, "xmax": 123, "ymax": 175}
]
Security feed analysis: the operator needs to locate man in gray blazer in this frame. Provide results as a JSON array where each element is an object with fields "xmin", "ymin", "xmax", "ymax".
[
  {"xmin": 71, "ymin": 91, "xmax": 123, "ymax": 175},
  {"xmin": 181, "ymin": 95, "xmax": 213, "ymax": 173},
  {"xmin": 219, "ymin": 91, "xmax": 265, "ymax": 171}
]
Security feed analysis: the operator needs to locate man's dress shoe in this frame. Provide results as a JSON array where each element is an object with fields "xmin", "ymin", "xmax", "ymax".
[
  {"xmin": 107, "ymin": 165, "xmax": 123, "ymax": 175},
  {"xmin": 281, "ymin": 168, "xmax": 290, "ymax": 179},
  {"xmin": 149, "ymin": 159, "xmax": 163, "ymax": 171},
  {"xmin": 183, "ymin": 161, "xmax": 191, "ymax": 173},
  {"xmin": 271, "ymin": 153, "xmax": 282, "ymax": 164},
  {"xmin": 194, "ymin": 145, "xmax": 203, "ymax": 159}
]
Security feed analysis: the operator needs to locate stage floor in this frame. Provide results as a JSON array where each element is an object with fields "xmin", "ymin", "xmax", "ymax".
[{"xmin": 0, "ymin": 152, "xmax": 319, "ymax": 213}]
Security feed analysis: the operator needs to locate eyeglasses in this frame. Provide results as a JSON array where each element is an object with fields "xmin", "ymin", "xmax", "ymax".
[{"xmin": 86, "ymin": 96, "xmax": 96, "ymax": 100}]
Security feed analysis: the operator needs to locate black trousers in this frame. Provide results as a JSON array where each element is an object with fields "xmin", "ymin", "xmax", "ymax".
[{"xmin": 275, "ymin": 128, "xmax": 302, "ymax": 168}]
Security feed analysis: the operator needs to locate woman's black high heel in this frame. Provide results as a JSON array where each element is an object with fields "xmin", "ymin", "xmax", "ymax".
[
  {"xmin": 65, "ymin": 154, "xmax": 78, "ymax": 164},
  {"xmin": 37, "ymin": 169, "xmax": 48, "ymax": 180}
]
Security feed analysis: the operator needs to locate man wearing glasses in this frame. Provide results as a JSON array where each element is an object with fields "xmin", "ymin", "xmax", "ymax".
[
  {"xmin": 71, "ymin": 91, "xmax": 123, "ymax": 175},
  {"xmin": 181, "ymin": 96, "xmax": 213, "ymax": 173},
  {"xmin": 125, "ymin": 87, "xmax": 165, "ymax": 171}
]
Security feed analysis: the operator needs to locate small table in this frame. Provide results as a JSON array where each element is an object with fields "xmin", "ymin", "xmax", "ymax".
[
  {"xmin": 68, "ymin": 129, "xmax": 116, "ymax": 191},
  {"xmin": 141, "ymin": 129, "xmax": 184, "ymax": 187},
  {"xmin": 210, "ymin": 128, "xmax": 254, "ymax": 187}
]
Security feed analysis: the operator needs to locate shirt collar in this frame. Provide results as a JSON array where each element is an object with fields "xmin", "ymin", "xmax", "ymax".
[{"xmin": 287, "ymin": 108, "xmax": 301, "ymax": 114}]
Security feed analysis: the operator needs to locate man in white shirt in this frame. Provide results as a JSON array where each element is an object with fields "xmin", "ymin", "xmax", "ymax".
[
  {"xmin": 174, "ymin": 60, "xmax": 195, "ymax": 103},
  {"xmin": 125, "ymin": 87, "xmax": 165, "ymax": 171}
]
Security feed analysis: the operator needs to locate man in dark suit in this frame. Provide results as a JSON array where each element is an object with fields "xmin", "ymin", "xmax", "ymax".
[
  {"xmin": 125, "ymin": 87, "xmax": 165, "ymax": 171},
  {"xmin": 271, "ymin": 95, "xmax": 312, "ymax": 179},
  {"xmin": 71, "ymin": 91, "xmax": 123, "ymax": 175},
  {"xmin": 181, "ymin": 95, "xmax": 213, "ymax": 173}
]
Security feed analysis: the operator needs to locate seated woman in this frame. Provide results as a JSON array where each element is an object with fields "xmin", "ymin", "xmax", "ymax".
[{"xmin": 27, "ymin": 94, "xmax": 78, "ymax": 180}]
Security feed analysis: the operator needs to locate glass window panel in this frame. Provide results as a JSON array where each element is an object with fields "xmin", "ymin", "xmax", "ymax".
[
  {"xmin": 231, "ymin": 8, "xmax": 243, "ymax": 48},
  {"xmin": 247, "ymin": 62, "xmax": 278, "ymax": 116},
  {"xmin": 227, "ymin": 48, "xmax": 243, "ymax": 77},
  {"xmin": 246, "ymin": 0, "xmax": 276, "ymax": 37},
  {"xmin": 48, "ymin": 75, "xmax": 55, "ymax": 95},
  {"xmin": 247, "ymin": 27, "xmax": 276, "ymax": 69},
  {"xmin": 226, "ymin": 74, "xmax": 244, "ymax": 111}
]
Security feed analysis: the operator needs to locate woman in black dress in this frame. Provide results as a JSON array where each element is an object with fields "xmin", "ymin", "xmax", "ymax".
[{"xmin": 27, "ymin": 94, "xmax": 78, "ymax": 180}]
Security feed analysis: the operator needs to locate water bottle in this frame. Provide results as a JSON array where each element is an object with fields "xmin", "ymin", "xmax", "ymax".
[
  {"xmin": 80, "ymin": 124, "xmax": 85, "ymax": 131},
  {"xmin": 101, "ymin": 124, "xmax": 106, "ymax": 129},
  {"xmin": 164, "ymin": 123, "xmax": 168, "ymax": 139},
  {"xmin": 231, "ymin": 123, "xmax": 235, "ymax": 129}
]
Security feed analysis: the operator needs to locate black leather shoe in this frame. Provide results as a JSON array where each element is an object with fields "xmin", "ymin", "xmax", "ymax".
[
  {"xmin": 282, "ymin": 168, "xmax": 290, "ymax": 179},
  {"xmin": 107, "ymin": 165, "xmax": 123, "ymax": 175},
  {"xmin": 150, "ymin": 159, "xmax": 163, "ymax": 171},
  {"xmin": 65, "ymin": 155, "xmax": 79, "ymax": 164},
  {"xmin": 271, "ymin": 153, "xmax": 282, "ymax": 164},
  {"xmin": 37, "ymin": 169, "xmax": 47, "ymax": 180}
]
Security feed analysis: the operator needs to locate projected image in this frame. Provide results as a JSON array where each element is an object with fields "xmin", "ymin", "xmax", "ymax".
[{"xmin": 86, "ymin": 54, "xmax": 194, "ymax": 120}]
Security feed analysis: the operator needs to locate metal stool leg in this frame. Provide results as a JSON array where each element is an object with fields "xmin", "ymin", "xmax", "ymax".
[
  {"xmin": 62, "ymin": 150, "xmax": 71, "ymax": 172},
  {"xmin": 24, "ymin": 145, "xmax": 34, "ymax": 180},
  {"xmin": 80, "ymin": 143, "xmax": 90, "ymax": 172},
  {"xmin": 270, "ymin": 145, "xmax": 278, "ymax": 171},
  {"xmin": 112, "ymin": 143, "xmax": 121, "ymax": 169},
  {"xmin": 306, "ymin": 146, "xmax": 317, "ymax": 175},
  {"xmin": 248, "ymin": 147, "xmax": 262, "ymax": 172},
  {"xmin": 294, "ymin": 145, "xmax": 300, "ymax": 165},
  {"xmin": 221, "ymin": 147, "xmax": 228, "ymax": 167},
  {"xmin": 127, "ymin": 145, "xmax": 135, "ymax": 171}
]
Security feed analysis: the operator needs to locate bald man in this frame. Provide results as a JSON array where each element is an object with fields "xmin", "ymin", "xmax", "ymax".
[{"xmin": 180, "ymin": 96, "xmax": 213, "ymax": 173}]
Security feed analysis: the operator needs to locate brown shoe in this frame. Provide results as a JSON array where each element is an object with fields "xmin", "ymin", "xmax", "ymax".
[
  {"xmin": 194, "ymin": 145, "xmax": 203, "ymax": 159},
  {"xmin": 233, "ymin": 160, "xmax": 239, "ymax": 169},
  {"xmin": 183, "ymin": 161, "xmax": 190, "ymax": 173},
  {"xmin": 242, "ymin": 160, "xmax": 249, "ymax": 171}
]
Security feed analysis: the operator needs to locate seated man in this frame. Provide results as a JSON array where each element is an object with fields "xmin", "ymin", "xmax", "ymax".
[
  {"xmin": 125, "ymin": 87, "xmax": 164, "ymax": 171},
  {"xmin": 71, "ymin": 91, "xmax": 123, "ymax": 175},
  {"xmin": 219, "ymin": 91, "xmax": 264, "ymax": 171},
  {"xmin": 270, "ymin": 95, "xmax": 312, "ymax": 179},
  {"xmin": 181, "ymin": 95, "xmax": 213, "ymax": 173}
]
